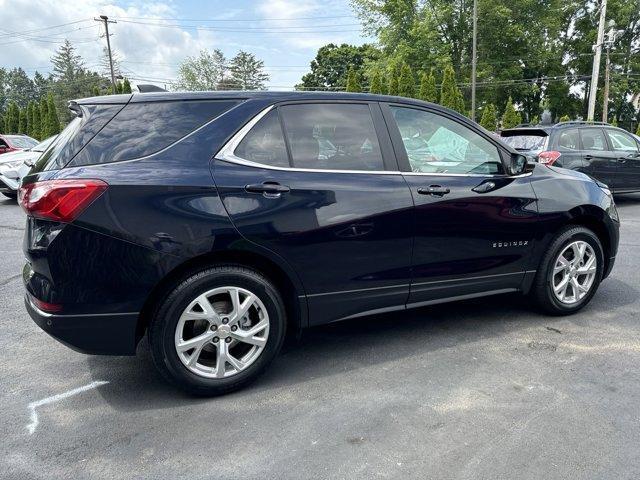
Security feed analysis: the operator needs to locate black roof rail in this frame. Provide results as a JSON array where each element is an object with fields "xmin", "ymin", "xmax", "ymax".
[
  {"xmin": 137, "ymin": 84, "xmax": 167, "ymax": 93},
  {"xmin": 554, "ymin": 120, "xmax": 610, "ymax": 127}
]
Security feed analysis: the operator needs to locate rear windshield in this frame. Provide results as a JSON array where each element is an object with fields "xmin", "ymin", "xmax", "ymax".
[
  {"xmin": 6, "ymin": 136, "xmax": 37, "ymax": 148},
  {"xmin": 501, "ymin": 134, "xmax": 547, "ymax": 151},
  {"xmin": 70, "ymin": 100, "xmax": 238, "ymax": 167}
]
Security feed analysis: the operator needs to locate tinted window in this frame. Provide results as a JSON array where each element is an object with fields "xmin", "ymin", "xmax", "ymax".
[
  {"xmin": 73, "ymin": 100, "xmax": 238, "ymax": 166},
  {"xmin": 579, "ymin": 129, "xmax": 607, "ymax": 151},
  {"xmin": 501, "ymin": 134, "xmax": 547, "ymax": 151},
  {"xmin": 279, "ymin": 103, "xmax": 384, "ymax": 171},
  {"xmin": 557, "ymin": 129, "xmax": 579, "ymax": 150},
  {"xmin": 606, "ymin": 129, "xmax": 639, "ymax": 152},
  {"xmin": 235, "ymin": 109, "xmax": 289, "ymax": 167},
  {"xmin": 391, "ymin": 106, "xmax": 503, "ymax": 174}
]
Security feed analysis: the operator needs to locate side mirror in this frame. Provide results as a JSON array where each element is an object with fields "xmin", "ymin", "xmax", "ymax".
[{"xmin": 508, "ymin": 153, "xmax": 533, "ymax": 176}]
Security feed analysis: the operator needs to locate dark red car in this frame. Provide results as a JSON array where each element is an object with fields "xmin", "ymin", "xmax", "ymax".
[{"xmin": 0, "ymin": 134, "xmax": 38, "ymax": 155}]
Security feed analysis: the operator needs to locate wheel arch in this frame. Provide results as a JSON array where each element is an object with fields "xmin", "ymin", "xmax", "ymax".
[
  {"xmin": 135, "ymin": 248, "xmax": 307, "ymax": 345},
  {"xmin": 564, "ymin": 205, "xmax": 615, "ymax": 275}
]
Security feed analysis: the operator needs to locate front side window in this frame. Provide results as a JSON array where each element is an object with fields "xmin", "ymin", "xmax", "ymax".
[
  {"xmin": 279, "ymin": 103, "xmax": 384, "ymax": 171},
  {"xmin": 605, "ymin": 129, "xmax": 639, "ymax": 152},
  {"xmin": 579, "ymin": 129, "xmax": 607, "ymax": 151},
  {"xmin": 390, "ymin": 106, "xmax": 503, "ymax": 174}
]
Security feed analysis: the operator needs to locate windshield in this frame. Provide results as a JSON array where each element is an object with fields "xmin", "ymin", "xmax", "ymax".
[
  {"xmin": 6, "ymin": 136, "xmax": 38, "ymax": 149},
  {"xmin": 501, "ymin": 134, "xmax": 547, "ymax": 151},
  {"xmin": 31, "ymin": 136, "xmax": 58, "ymax": 152}
]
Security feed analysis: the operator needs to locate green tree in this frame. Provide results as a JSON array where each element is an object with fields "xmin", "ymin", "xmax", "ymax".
[
  {"xmin": 122, "ymin": 78, "xmax": 132, "ymax": 94},
  {"xmin": 397, "ymin": 63, "xmax": 415, "ymax": 98},
  {"xmin": 174, "ymin": 49, "xmax": 227, "ymax": 91},
  {"xmin": 4, "ymin": 102, "xmax": 20, "ymax": 133},
  {"xmin": 26, "ymin": 102, "xmax": 35, "ymax": 137},
  {"xmin": 229, "ymin": 51, "xmax": 269, "ymax": 90},
  {"xmin": 479, "ymin": 103, "xmax": 498, "ymax": 131},
  {"xmin": 44, "ymin": 93, "xmax": 60, "ymax": 137},
  {"xmin": 345, "ymin": 67, "xmax": 362, "ymax": 92},
  {"xmin": 32, "ymin": 103, "xmax": 41, "ymax": 140},
  {"xmin": 418, "ymin": 69, "xmax": 437, "ymax": 103},
  {"xmin": 558, "ymin": 114, "xmax": 571, "ymax": 122},
  {"xmin": 369, "ymin": 69, "xmax": 385, "ymax": 94},
  {"xmin": 610, "ymin": 117, "xmax": 618, "ymax": 127},
  {"xmin": 297, "ymin": 43, "xmax": 380, "ymax": 91},
  {"xmin": 502, "ymin": 96, "xmax": 522, "ymax": 128},
  {"xmin": 636, "ymin": 123, "xmax": 640, "ymax": 136},
  {"xmin": 39, "ymin": 96, "xmax": 48, "ymax": 139},
  {"xmin": 91, "ymin": 86, "xmax": 100, "ymax": 97},
  {"xmin": 387, "ymin": 69, "xmax": 399, "ymax": 96},
  {"xmin": 18, "ymin": 107, "xmax": 28, "ymax": 134},
  {"xmin": 440, "ymin": 65, "xmax": 465, "ymax": 114}
]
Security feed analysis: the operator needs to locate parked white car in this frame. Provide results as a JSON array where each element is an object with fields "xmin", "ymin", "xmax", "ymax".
[{"xmin": 0, "ymin": 136, "xmax": 57, "ymax": 199}]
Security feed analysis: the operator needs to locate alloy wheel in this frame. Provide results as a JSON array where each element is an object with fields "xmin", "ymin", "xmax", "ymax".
[
  {"xmin": 551, "ymin": 240, "xmax": 597, "ymax": 305},
  {"xmin": 174, "ymin": 286, "xmax": 270, "ymax": 378}
]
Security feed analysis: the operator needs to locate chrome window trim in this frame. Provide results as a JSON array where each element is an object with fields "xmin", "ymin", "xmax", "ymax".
[{"xmin": 215, "ymin": 104, "xmax": 533, "ymax": 179}]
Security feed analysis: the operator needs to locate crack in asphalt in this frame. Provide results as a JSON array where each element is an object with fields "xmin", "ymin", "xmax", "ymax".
[{"xmin": 0, "ymin": 273, "xmax": 21, "ymax": 286}]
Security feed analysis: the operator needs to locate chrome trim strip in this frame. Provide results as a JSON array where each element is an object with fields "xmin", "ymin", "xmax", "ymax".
[
  {"xmin": 411, "ymin": 271, "xmax": 526, "ymax": 287},
  {"xmin": 306, "ymin": 283, "xmax": 411, "ymax": 298},
  {"xmin": 214, "ymin": 104, "xmax": 531, "ymax": 179},
  {"xmin": 27, "ymin": 296, "xmax": 138, "ymax": 319}
]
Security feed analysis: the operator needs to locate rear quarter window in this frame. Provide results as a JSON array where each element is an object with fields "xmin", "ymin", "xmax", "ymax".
[{"xmin": 70, "ymin": 100, "xmax": 238, "ymax": 167}]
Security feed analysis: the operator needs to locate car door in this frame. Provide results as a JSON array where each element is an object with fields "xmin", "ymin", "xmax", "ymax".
[
  {"xmin": 579, "ymin": 128, "xmax": 618, "ymax": 187},
  {"xmin": 381, "ymin": 103, "xmax": 539, "ymax": 306},
  {"xmin": 213, "ymin": 101, "xmax": 415, "ymax": 325},
  {"xmin": 604, "ymin": 128, "xmax": 640, "ymax": 191}
]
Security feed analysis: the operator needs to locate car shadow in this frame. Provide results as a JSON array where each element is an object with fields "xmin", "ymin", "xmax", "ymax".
[
  {"xmin": 86, "ymin": 276, "xmax": 638, "ymax": 411},
  {"xmin": 614, "ymin": 193, "xmax": 640, "ymax": 205}
]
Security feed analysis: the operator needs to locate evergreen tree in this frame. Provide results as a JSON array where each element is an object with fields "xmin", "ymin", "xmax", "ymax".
[
  {"xmin": 229, "ymin": 51, "xmax": 269, "ymax": 90},
  {"xmin": 18, "ymin": 107, "xmax": 28, "ymax": 134},
  {"xmin": 369, "ymin": 69, "xmax": 385, "ymax": 94},
  {"xmin": 440, "ymin": 65, "xmax": 465, "ymax": 114},
  {"xmin": 44, "ymin": 93, "xmax": 60, "ymax": 137},
  {"xmin": 479, "ymin": 103, "xmax": 497, "ymax": 131},
  {"xmin": 39, "ymin": 97, "xmax": 48, "ymax": 138},
  {"xmin": 502, "ymin": 96, "xmax": 522, "ymax": 128},
  {"xmin": 345, "ymin": 67, "xmax": 362, "ymax": 92},
  {"xmin": 610, "ymin": 117, "xmax": 618, "ymax": 127},
  {"xmin": 4, "ymin": 102, "xmax": 20, "ymax": 133},
  {"xmin": 31, "ymin": 101, "xmax": 41, "ymax": 140},
  {"xmin": 387, "ymin": 70, "xmax": 398, "ymax": 96},
  {"xmin": 91, "ymin": 86, "xmax": 100, "ymax": 97},
  {"xmin": 558, "ymin": 114, "xmax": 570, "ymax": 122},
  {"xmin": 636, "ymin": 123, "xmax": 640, "ymax": 136},
  {"xmin": 397, "ymin": 63, "xmax": 415, "ymax": 98},
  {"xmin": 418, "ymin": 69, "xmax": 437, "ymax": 103},
  {"xmin": 122, "ymin": 78, "xmax": 132, "ymax": 94}
]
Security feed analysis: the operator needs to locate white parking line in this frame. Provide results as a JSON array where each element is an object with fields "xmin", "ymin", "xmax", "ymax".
[{"xmin": 26, "ymin": 380, "xmax": 109, "ymax": 434}]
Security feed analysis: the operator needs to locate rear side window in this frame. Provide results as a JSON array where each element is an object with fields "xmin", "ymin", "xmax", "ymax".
[
  {"xmin": 579, "ymin": 129, "xmax": 607, "ymax": 151},
  {"xmin": 235, "ymin": 110, "xmax": 289, "ymax": 167},
  {"xmin": 557, "ymin": 129, "xmax": 579, "ymax": 150},
  {"xmin": 280, "ymin": 103, "xmax": 384, "ymax": 171},
  {"xmin": 71, "ymin": 100, "xmax": 238, "ymax": 167}
]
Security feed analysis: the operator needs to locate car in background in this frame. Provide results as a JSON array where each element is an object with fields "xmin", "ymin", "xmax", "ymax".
[
  {"xmin": 0, "ymin": 136, "xmax": 57, "ymax": 199},
  {"xmin": 0, "ymin": 134, "xmax": 38, "ymax": 155},
  {"xmin": 500, "ymin": 121, "xmax": 640, "ymax": 194}
]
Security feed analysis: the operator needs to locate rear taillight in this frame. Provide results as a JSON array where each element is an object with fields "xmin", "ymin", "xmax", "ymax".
[
  {"xmin": 537, "ymin": 151, "xmax": 561, "ymax": 165},
  {"xmin": 19, "ymin": 179, "xmax": 108, "ymax": 222},
  {"xmin": 31, "ymin": 295, "xmax": 63, "ymax": 313}
]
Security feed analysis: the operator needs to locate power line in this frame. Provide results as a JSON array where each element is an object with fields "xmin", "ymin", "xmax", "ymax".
[
  {"xmin": 113, "ymin": 19, "xmax": 362, "ymax": 33},
  {"xmin": 111, "ymin": 14, "xmax": 357, "ymax": 22},
  {"xmin": 0, "ymin": 19, "xmax": 92, "ymax": 38}
]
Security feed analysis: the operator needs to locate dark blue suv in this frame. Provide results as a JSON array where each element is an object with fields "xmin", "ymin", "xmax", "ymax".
[{"xmin": 20, "ymin": 92, "xmax": 619, "ymax": 395}]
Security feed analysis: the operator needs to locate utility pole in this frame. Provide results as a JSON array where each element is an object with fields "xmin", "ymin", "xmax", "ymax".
[
  {"xmin": 602, "ymin": 20, "xmax": 617, "ymax": 123},
  {"xmin": 95, "ymin": 15, "xmax": 117, "ymax": 93},
  {"xmin": 471, "ymin": 0, "xmax": 478, "ymax": 122},
  {"xmin": 587, "ymin": 0, "xmax": 607, "ymax": 122}
]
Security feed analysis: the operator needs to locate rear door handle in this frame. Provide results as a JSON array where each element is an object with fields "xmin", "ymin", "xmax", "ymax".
[
  {"xmin": 584, "ymin": 155, "xmax": 594, "ymax": 160},
  {"xmin": 245, "ymin": 182, "xmax": 290, "ymax": 196},
  {"xmin": 417, "ymin": 185, "xmax": 450, "ymax": 196}
]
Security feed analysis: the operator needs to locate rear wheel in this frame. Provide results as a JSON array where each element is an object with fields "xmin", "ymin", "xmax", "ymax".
[
  {"xmin": 531, "ymin": 226, "xmax": 604, "ymax": 315},
  {"xmin": 149, "ymin": 265, "xmax": 286, "ymax": 395}
]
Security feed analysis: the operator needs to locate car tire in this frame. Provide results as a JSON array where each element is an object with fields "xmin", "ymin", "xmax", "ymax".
[
  {"xmin": 1, "ymin": 192, "xmax": 17, "ymax": 200},
  {"xmin": 531, "ymin": 226, "xmax": 604, "ymax": 315},
  {"xmin": 149, "ymin": 265, "xmax": 286, "ymax": 396}
]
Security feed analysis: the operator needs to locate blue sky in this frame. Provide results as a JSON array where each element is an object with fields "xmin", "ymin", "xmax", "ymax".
[{"xmin": 0, "ymin": 0, "xmax": 372, "ymax": 90}]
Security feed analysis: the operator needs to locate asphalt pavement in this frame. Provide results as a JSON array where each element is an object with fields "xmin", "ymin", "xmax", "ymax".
[{"xmin": 1, "ymin": 193, "xmax": 640, "ymax": 480}]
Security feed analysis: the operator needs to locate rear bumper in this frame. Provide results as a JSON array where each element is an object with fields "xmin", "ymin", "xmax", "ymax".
[{"xmin": 25, "ymin": 295, "xmax": 139, "ymax": 355}]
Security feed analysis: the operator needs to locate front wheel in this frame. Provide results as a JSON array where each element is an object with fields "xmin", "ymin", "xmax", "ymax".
[
  {"xmin": 531, "ymin": 226, "xmax": 604, "ymax": 315},
  {"xmin": 149, "ymin": 266, "xmax": 286, "ymax": 396}
]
